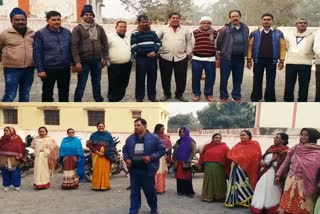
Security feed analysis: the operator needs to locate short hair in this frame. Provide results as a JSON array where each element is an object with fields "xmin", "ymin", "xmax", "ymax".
[
  {"xmin": 134, "ymin": 118, "xmax": 147, "ymax": 126},
  {"xmin": 261, "ymin": 13, "xmax": 274, "ymax": 20},
  {"xmin": 241, "ymin": 130, "xmax": 252, "ymax": 140},
  {"xmin": 296, "ymin": 17, "xmax": 308, "ymax": 24},
  {"xmin": 154, "ymin": 124, "xmax": 164, "ymax": 134},
  {"xmin": 38, "ymin": 126, "xmax": 48, "ymax": 133},
  {"xmin": 96, "ymin": 121, "xmax": 105, "ymax": 127},
  {"xmin": 46, "ymin": 11, "xmax": 61, "ymax": 21},
  {"xmin": 137, "ymin": 14, "xmax": 149, "ymax": 23},
  {"xmin": 116, "ymin": 20, "xmax": 127, "ymax": 26},
  {"xmin": 168, "ymin": 12, "xmax": 180, "ymax": 19},
  {"xmin": 67, "ymin": 128, "xmax": 75, "ymax": 133},
  {"xmin": 229, "ymin": 10, "xmax": 241, "ymax": 18}
]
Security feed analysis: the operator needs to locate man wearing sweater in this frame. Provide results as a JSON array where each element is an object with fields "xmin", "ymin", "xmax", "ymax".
[
  {"xmin": 314, "ymin": 30, "xmax": 320, "ymax": 102},
  {"xmin": 247, "ymin": 13, "xmax": 286, "ymax": 102},
  {"xmin": 284, "ymin": 18, "xmax": 315, "ymax": 102},
  {"xmin": 131, "ymin": 15, "xmax": 161, "ymax": 102},
  {"xmin": 157, "ymin": 12, "xmax": 192, "ymax": 102},
  {"xmin": 191, "ymin": 16, "xmax": 218, "ymax": 102},
  {"xmin": 33, "ymin": 11, "xmax": 72, "ymax": 102},
  {"xmin": 107, "ymin": 21, "xmax": 132, "ymax": 102}
]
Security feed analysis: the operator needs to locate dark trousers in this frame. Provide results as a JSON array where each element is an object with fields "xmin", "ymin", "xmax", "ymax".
[
  {"xmin": 42, "ymin": 67, "xmax": 70, "ymax": 102},
  {"xmin": 129, "ymin": 170, "xmax": 157, "ymax": 214},
  {"xmin": 315, "ymin": 65, "xmax": 320, "ymax": 102},
  {"xmin": 159, "ymin": 57, "xmax": 188, "ymax": 98},
  {"xmin": 219, "ymin": 57, "xmax": 245, "ymax": 100},
  {"xmin": 250, "ymin": 59, "xmax": 277, "ymax": 102},
  {"xmin": 1, "ymin": 167, "xmax": 21, "ymax": 187},
  {"xmin": 2, "ymin": 67, "xmax": 34, "ymax": 102},
  {"xmin": 74, "ymin": 60, "xmax": 104, "ymax": 102},
  {"xmin": 192, "ymin": 59, "xmax": 216, "ymax": 96},
  {"xmin": 135, "ymin": 57, "xmax": 157, "ymax": 101},
  {"xmin": 176, "ymin": 179, "xmax": 195, "ymax": 196},
  {"xmin": 284, "ymin": 64, "xmax": 311, "ymax": 102},
  {"xmin": 107, "ymin": 61, "xmax": 132, "ymax": 102}
]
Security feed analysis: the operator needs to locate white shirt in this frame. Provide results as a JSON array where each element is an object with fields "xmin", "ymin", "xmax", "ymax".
[{"xmin": 108, "ymin": 32, "xmax": 131, "ymax": 64}]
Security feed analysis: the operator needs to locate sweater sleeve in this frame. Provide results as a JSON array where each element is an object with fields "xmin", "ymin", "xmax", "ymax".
[
  {"xmin": 100, "ymin": 26, "xmax": 109, "ymax": 59},
  {"xmin": 186, "ymin": 29, "xmax": 192, "ymax": 55},
  {"xmin": 0, "ymin": 32, "xmax": 4, "ymax": 61},
  {"xmin": 33, "ymin": 31, "xmax": 45, "ymax": 72},
  {"xmin": 71, "ymin": 26, "xmax": 81, "ymax": 64},
  {"xmin": 247, "ymin": 32, "xmax": 254, "ymax": 61},
  {"xmin": 279, "ymin": 31, "xmax": 286, "ymax": 63},
  {"xmin": 153, "ymin": 32, "xmax": 161, "ymax": 53},
  {"xmin": 216, "ymin": 28, "xmax": 225, "ymax": 51},
  {"xmin": 314, "ymin": 30, "xmax": 320, "ymax": 57}
]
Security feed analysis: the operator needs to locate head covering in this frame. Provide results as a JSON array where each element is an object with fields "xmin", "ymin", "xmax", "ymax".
[
  {"xmin": 10, "ymin": 7, "xmax": 27, "ymax": 20},
  {"xmin": 80, "ymin": 5, "xmax": 95, "ymax": 17},
  {"xmin": 174, "ymin": 127, "xmax": 194, "ymax": 161},
  {"xmin": 200, "ymin": 16, "xmax": 212, "ymax": 24},
  {"xmin": 0, "ymin": 127, "xmax": 25, "ymax": 161},
  {"xmin": 300, "ymin": 128, "xmax": 320, "ymax": 144}
]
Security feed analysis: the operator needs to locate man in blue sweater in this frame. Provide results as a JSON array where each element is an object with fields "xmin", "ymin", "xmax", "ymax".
[
  {"xmin": 33, "ymin": 11, "xmax": 72, "ymax": 102},
  {"xmin": 123, "ymin": 118, "xmax": 166, "ymax": 214},
  {"xmin": 131, "ymin": 15, "xmax": 161, "ymax": 102}
]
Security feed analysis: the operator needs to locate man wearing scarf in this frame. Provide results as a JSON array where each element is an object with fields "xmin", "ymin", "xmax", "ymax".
[
  {"xmin": 0, "ymin": 127, "xmax": 25, "ymax": 191},
  {"xmin": 0, "ymin": 7, "xmax": 35, "ymax": 102},
  {"xmin": 191, "ymin": 16, "xmax": 218, "ymax": 102},
  {"xmin": 72, "ymin": 5, "xmax": 109, "ymax": 102}
]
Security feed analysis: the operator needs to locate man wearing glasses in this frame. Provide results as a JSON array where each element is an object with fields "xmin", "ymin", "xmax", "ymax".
[{"xmin": 284, "ymin": 18, "xmax": 315, "ymax": 102}]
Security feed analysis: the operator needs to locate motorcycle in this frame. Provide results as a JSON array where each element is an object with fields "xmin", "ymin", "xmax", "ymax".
[{"xmin": 21, "ymin": 135, "xmax": 35, "ymax": 178}]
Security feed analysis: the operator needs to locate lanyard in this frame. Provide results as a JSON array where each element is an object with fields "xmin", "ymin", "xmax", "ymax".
[{"xmin": 296, "ymin": 37, "xmax": 304, "ymax": 45}]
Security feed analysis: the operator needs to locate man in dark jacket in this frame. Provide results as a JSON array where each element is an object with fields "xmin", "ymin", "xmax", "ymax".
[
  {"xmin": 33, "ymin": 11, "xmax": 72, "ymax": 102},
  {"xmin": 72, "ymin": 5, "xmax": 108, "ymax": 102},
  {"xmin": 216, "ymin": 10, "xmax": 249, "ymax": 102},
  {"xmin": 123, "ymin": 118, "xmax": 165, "ymax": 214}
]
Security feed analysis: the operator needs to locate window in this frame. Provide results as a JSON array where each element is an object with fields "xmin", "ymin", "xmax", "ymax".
[
  {"xmin": 0, "ymin": 0, "xmax": 3, "ymax": 6},
  {"xmin": 44, "ymin": 110, "xmax": 60, "ymax": 125},
  {"xmin": 88, "ymin": 111, "xmax": 105, "ymax": 126},
  {"xmin": 131, "ymin": 110, "xmax": 141, "ymax": 118},
  {"xmin": 3, "ymin": 109, "xmax": 18, "ymax": 124}
]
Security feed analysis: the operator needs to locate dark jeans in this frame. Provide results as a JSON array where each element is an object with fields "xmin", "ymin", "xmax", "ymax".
[
  {"xmin": 74, "ymin": 60, "xmax": 104, "ymax": 102},
  {"xmin": 219, "ymin": 57, "xmax": 245, "ymax": 100},
  {"xmin": 135, "ymin": 57, "xmax": 157, "ymax": 101},
  {"xmin": 315, "ymin": 65, "xmax": 320, "ymax": 102},
  {"xmin": 2, "ymin": 67, "xmax": 34, "ymax": 102},
  {"xmin": 192, "ymin": 59, "xmax": 216, "ymax": 96},
  {"xmin": 250, "ymin": 58, "xmax": 277, "ymax": 102},
  {"xmin": 159, "ymin": 56, "xmax": 188, "ymax": 98},
  {"xmin": 41, "ymin": 67, "xmax": 70, "ymax": 102},
  {"xmin": 284, "ymin": 64, "xmax": 311, "ymax": 102},
  {"xmin": 107, "ymin": 61, "xmax": 132, "ymax": 102},
  {"xmin": 1, "ymin": 167, "xmax": 21, "ymax": 187},
  {"xmin": 129, "ymin": 170, "xmax": 157, "ymax": 214}
]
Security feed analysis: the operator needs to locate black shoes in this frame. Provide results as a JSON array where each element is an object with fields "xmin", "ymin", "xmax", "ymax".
[{"xmin": 176, "ymin": 96, "xmax": 188, "ymax": 102}]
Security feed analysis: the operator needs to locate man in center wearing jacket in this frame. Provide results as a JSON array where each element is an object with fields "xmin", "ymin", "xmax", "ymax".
[{"xmin": 123, "ymin": 118, "xmax": 166, "ymax": 214}]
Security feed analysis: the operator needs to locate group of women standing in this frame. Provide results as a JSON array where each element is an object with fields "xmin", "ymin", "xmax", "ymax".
[{"xmin": 0, "ymin": 122, "xmax": 115, "ymax": 191}]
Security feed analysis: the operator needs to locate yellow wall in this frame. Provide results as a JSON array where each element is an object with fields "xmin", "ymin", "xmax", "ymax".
[{"xmin": 0, "ymin": 103, "xmax": 169, "ymax": 133}]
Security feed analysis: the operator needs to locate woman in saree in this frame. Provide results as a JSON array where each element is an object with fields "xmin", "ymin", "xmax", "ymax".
[
  {"xmin": 314, "ymin": 169, "xmax": 320, "ymax": 214},
  {"xmin": 154, "ymin": 124, "xmax": 172, "ymax": 194},
  {"xmin": 87, "ymin": 122, "xmax": 114, "ymax": 190},
  {"xmin": 275, "ymin": 128, "xmax": 320, "ymax": 214},
  {"xmin": 0, "ymin": 127, "xmax": 25, "ymax": 191},
  {"xmin": 59, "ymin": 128, "xmax": 85, "ymax": 189},
  {"xmin": 250, "ymin": 133, "xmax": 289, "ymax": 213},
  {"xmin": 32, "ymin": 126, "xmax": 59, "ymax": 190},
  {"xmin": 172, "ymin": 127, "xmax": 196, "ymax": 198},
  {"xmin": 225, "ymin": 130, "xmax": 262, "ymax": 208},
  {"xmin": 198, "ymin": 133, "xmax": 230, "ymax": 202}
]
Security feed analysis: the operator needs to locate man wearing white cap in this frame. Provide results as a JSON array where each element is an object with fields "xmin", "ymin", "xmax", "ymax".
[{"xmin": 191, "ymin": 16, "xmax": 218, "ymax": 102}]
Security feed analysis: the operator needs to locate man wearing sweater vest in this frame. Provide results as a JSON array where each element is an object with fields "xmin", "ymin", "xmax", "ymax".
[
  {"xmin": 284, "ymin": 18, "xmax": 315, "ymax": 102},
  {"xmin": 131, "ymin": 15, "xmax": 161, "ymax": 102},
  {"xmin": 107, "ymin": 21, "xmax": 132, "ymax": 102},
  {"xmin": 191, "ymin": 16, "xmax": 218, "ymax": 102},
  {"xmin": 247, "ymin": 13, "xmax": 286, "ymax": 102},
  {"xmin": 314, "ymin": 30, "xmax": 320, "ymax": 102},
  {"xmin": 33, "ymin": 11, "xmax": 72, "ymax": 102},
  {"xmin": 158, "ymin": 12, "xmax": 192, "ymax": 102},
  {"xmin": 216, "ymin": 10, "xmax": 249, "ymax": 103}
]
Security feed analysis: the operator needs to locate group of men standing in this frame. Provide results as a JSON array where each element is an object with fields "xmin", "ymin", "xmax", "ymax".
[{"xmin": 1, "ymin": 6, "xmax": 320, "ymax": 102}]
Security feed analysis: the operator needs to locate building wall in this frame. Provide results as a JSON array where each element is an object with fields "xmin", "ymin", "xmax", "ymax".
[
  {"xmin": 0, "ymin": 0, "xmax": 18, "ymax": 18},
  {"xmin": 0, "ymin": 103, "xmax": 169, "ymax": 133}
]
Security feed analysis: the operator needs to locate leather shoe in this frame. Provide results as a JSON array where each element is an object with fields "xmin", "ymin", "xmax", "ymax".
[
  {"xmin": 192, "ymin": 96, "xmax": 200, "ymax": 102},
  {"xmin": 160, "ymin": 96, "xmax": 171, "ymax": 102},
  {"xmin": 206, "ymin": 96, "xmax": 214, "ymax": 102},
  {"xmin": 175, "ymin": 96, "xmax": 188, "ymax": 102},
  {"xmin": 149, "ymin": 98, "xmax": 158, "ymax": 102}
]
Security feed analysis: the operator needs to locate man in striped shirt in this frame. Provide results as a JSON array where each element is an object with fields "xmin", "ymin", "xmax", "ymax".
[{"xmin": 131, "ymin": 15, "xmax": 161, "ymax": 102}]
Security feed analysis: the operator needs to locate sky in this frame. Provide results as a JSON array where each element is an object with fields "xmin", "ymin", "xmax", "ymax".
[
  {"xmin": 168, "ymin": 103, "xmax": 209, "ymax": 117},
  {"xmin": 102, "ymin": 0, "xmax": 218, "ymax": 18}
]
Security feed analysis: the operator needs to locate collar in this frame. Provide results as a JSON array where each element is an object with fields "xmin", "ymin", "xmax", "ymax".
[
  {"xmin": 230, "ymin": 23, "xmax": 242, "ymax": 29},
  {"xmin": 8, "ymin": 26, "xmax": 32, "ymax": 34},
  {"xmin": 46, "ymin": 25, "xmax": 62, "ymax": 33},
  {"xmin": 260, "ymin": 27, "xmax": 274, "ymax": 33}
]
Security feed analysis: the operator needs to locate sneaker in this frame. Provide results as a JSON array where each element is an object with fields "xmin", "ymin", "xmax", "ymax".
[
  {"xmin": 3, "ymin": 187, "xmax": 9, "ymax": 191},
  {"xmin": 14, "ymin": 187, "xmax": 20, "ymax": 191},
  {"xmin": 220, "ymin": 98, "xmax": 229, "ymax": 103},
  {"xmin": 160, "ymin": 96, "xmax": 171, "ymax": 102},
  {"xmin": 192, "ymin": 96, "xmax": 200, "ymax": 102},
  {"xmin": 175, "ymin": 96, "xmax": 188, "ymax": 102},
  {"xmin": 205, "ymin": 96, "xmax": 214, "ymax": 102}
]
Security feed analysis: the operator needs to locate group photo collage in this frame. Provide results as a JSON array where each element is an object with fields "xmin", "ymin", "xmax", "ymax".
[{"xmin": 0, "ymin": 0, "xmax": 320, "ymax": 214}]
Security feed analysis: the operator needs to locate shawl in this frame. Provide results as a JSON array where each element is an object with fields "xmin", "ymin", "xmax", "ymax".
[
  {"xmin": 60, "ymin": 136, "xmax": 85, "ymax": 177},
  {"xmin": 198, "ymin": 142, "xmax": 231, "ymax": 175},
  {"xmin": 228, "ymin": 140, "xmax": 262, "ymax": 190},
  {"xmin": 158, "ymin": 133, "xmax": 172, "ymax": 163},
  {"xmin": 173, "ymin": 127, "xmax": 194, "ymax": 161},
  {"xmin": 88, "ymin": 131, "xmax": 114, "ymax": 147},
  {"xmin": 0, "ymin": 127, "xmax": 25, "ymax": 161},
  {"xmin": 80, "ymin": 19, "xmax": 98, "ymax": 40},
  {"xmin": 197, "ymin": 26, "xmax": 217, "ymax": 43}
]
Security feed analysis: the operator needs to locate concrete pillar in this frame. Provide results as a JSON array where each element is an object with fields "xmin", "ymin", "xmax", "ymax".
[{"xmin": 96, "ymin": 0, "xmax": 102, "ymax": 23}]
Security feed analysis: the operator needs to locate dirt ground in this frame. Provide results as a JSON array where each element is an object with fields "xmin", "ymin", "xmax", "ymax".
[
  {"xmin": 0, "ymin": 64, "xmax": 317, "ymax": 102},
  {"xmin": 0, "ymin": 170, "xmax": 249, "ymax": 214}
]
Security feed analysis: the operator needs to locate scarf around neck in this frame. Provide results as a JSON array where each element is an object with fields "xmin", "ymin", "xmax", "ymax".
[{"xmin": 80, "ymin": 19, "xmax": 98, "ymax": 40}]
